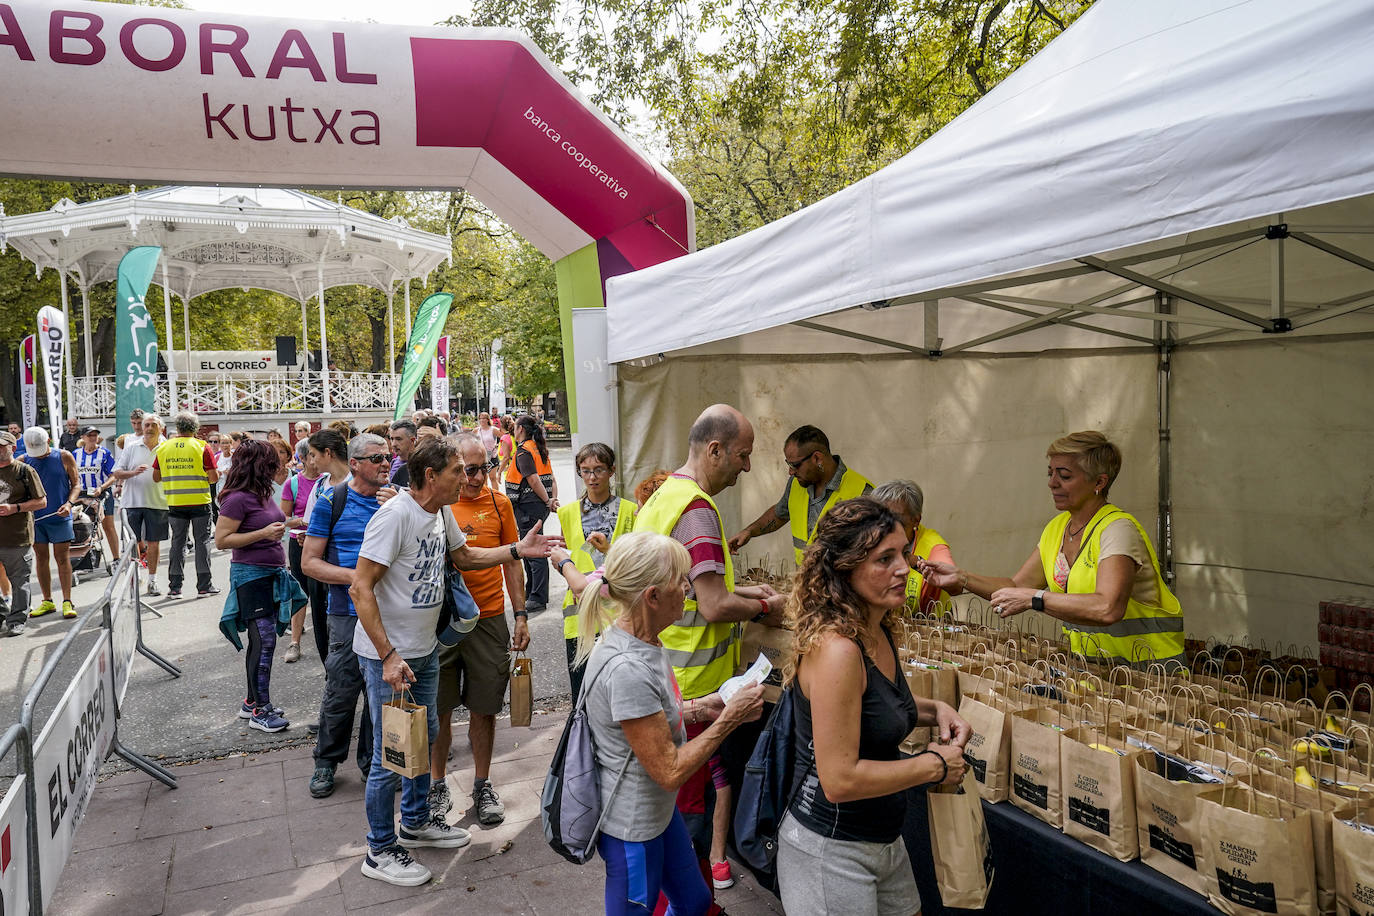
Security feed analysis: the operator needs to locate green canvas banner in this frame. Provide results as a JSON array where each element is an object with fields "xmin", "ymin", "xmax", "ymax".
[
  {"xmin": 394, "ymin": 292, "xmax": 454, "ymax": 420},
  {"xmin": 114, "ymin": 246, "xmax": 162, "ymax": 435}
]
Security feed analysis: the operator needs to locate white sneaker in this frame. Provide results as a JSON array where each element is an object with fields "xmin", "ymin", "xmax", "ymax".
[
  {"xmin": 146, "ymin": 576, "xmax": 160, "ymax": 596},
  {"xmin": 398, "ymin": 816, "xmax": 471, "ymax": 849},
  {"xmin": 361, "ymin": 845, "xmax": 432, "ymax": 886}
]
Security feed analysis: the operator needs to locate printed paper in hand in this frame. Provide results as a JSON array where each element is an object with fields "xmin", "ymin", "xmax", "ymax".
[{"xmin": 719, "ymin": 654, "xmax": 773, "ymax": 702}]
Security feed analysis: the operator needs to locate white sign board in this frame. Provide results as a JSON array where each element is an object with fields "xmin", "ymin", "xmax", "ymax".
[
  {"xmin": 34, "ymin": 633, "xmax": 115, "ymax": 908},
  {"xmin": 109, "ymin": 564, "xmax": 140, "ymax": 706},
  {"xmin": 166, "ymin": 350, "xmax": 286, "ymax": 375},
  {"xmin": 0, "ymin": 776, "xmax": 30, "ymax": 916},
  {"xmin": 571, "ymin": 308, "xmax": 616, "ymax": 454}
]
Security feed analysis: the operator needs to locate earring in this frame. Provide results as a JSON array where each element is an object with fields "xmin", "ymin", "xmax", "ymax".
[{"xmin": 1094, "ymin": 489, "xmax": 1101, "ymax": 495}]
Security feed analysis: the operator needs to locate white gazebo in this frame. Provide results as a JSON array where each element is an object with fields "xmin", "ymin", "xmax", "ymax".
[{"xmin": 0, "ymin": 185, "xmax": 452, "ymax": 416}]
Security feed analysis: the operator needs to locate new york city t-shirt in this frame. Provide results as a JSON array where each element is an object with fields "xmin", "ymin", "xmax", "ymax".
[{"xmin": 352, "ymin": 488, "xmax": 466, "ymax": 661}]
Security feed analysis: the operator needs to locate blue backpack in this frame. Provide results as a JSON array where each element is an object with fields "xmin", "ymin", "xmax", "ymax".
[{"xmin": 733, "ymin": 686, "xmax": 801, "ymax": 872}]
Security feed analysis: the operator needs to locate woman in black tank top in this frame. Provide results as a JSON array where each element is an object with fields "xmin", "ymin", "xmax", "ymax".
[{"xmin": 779, "ymin": 498, "xmax": 972, "ymax": 916}]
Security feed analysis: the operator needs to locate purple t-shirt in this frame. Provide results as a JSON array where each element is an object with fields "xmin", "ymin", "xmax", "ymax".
[{"xmin": 218, "ymin": 489, "xmax": 287, "ymax": 567}]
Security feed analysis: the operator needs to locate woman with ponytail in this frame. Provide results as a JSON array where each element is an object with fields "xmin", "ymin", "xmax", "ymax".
[
  {"xmin": 578, "ymin": 531, "xmax": 764, "ymax": 916},
  {"xmin": 505, "ymin": 415, "xmax": 559, "ymax": 612}
]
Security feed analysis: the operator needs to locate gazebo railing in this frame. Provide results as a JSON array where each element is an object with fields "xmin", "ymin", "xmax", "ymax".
[{"xmin": 71, "ymin": 373, "xmax": 399, "ymax": 417}]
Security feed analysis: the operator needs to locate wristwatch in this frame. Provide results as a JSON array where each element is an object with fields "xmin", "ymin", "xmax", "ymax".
[
  {"xmin": 509, "ymin": 543, "xmax": 520, "ymax": 560},
  {"xmin": 1032, "ymin": 589, "xmax": 1047, "ymax": 612}
]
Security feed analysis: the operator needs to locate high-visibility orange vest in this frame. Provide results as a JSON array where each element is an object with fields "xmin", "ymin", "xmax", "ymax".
[{"xmin": 504, "ymin": 440, "xmax": 553, "ymax": 495}]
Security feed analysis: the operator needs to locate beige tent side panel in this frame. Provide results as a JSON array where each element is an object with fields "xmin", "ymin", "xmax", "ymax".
[
  {"xmin": 1170, "ymin": 336, "xmax": 1374, "ymax": 651},
  {"xmin": 617, "ymin": 347, "xmax": 1159, "ymax": 594}
]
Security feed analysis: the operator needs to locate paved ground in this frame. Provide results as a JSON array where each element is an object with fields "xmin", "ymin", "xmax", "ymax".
[{"xmin": 51, "ymin": 718, "xmax": 786, "ymax": 915}]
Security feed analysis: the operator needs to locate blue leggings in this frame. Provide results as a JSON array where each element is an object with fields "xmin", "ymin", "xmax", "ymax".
[{"xmin": 598, "ymin": 809, "xmax": 710, "ymax": 916}]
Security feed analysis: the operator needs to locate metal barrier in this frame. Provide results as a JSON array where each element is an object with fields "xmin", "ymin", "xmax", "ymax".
[{"xmin": 8, "ymin": 547, "xmax": 181, "ymax": 915}]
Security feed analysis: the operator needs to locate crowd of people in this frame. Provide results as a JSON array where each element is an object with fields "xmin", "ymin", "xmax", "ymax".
[{"xmin": 1, "ymin": 398, "xmax": 1185, "ymax": 913}]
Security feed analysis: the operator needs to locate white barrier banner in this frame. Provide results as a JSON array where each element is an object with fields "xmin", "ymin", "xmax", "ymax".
[
  {"xmin": 489, "ymin": 338, "xmax": 507, "ymax": 415},
  {"xmin": 166, "ymin": 350, "xmax": 286, "ymax": 375},
  {"xmin": 110, "ymin": 563, "xmax": 140, "ymax": 706},
  {"xmin": 34, "ymin": 632, "xmax": 115, "ymax": 908},
  {"xmin": 0, "ymin": 775, "xmax": 30, "ymax": 916},
  {"xmin": 571, "ymin": 308, "xmax": 615, "ymax": 452}
]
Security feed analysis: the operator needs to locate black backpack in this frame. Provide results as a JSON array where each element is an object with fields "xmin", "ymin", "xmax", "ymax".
[{"xmin": 733, "ymin": 686, "xmax": 801, "ymax": 872}]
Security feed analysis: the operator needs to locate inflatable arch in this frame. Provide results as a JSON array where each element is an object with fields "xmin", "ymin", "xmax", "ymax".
[{"xmin": 0, "ymin": 0, "xmax": 695, "ymax": 431}]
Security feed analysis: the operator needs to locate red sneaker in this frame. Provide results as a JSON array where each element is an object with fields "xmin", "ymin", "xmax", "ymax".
[{"xmin": 711, "ymin": 860, "xmax": 734, "ymax": 890}]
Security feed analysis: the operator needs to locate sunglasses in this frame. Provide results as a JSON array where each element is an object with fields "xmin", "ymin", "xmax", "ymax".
[
  {"xmin": 785, "ymin": 450, "xmax": 818, "ymax": 471},
  {"xmin": 462, "ymin": 463, "xmax": 490, "ymax": 477},
  {"xmin": 357, "ymin": 454, "xmax": 390, "ymax": 465}
]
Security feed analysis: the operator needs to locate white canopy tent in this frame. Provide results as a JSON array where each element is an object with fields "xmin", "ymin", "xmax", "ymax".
[
  {"xmin": 0, "ymin": 186, "xmax": 452, "ymax": 414},
  {"xmin": 606, "ymin": 0, "xmax": 1374, "ymax": 649}
]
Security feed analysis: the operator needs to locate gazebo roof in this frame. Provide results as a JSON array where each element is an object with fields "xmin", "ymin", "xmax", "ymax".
[{"xmin": 0, "ymin": 186, "xmax": 452, "ymax": 301}]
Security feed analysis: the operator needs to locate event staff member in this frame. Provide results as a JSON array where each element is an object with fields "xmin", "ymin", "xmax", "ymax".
[
  {"xmin": 153, "ymin": 411, "xmax": 220, "ymax": 598},
  {"xmin": 918, "ymin": 430, "xmax": 1185, "ymax": 668},
  {"xmin": 348, "ymin": 437, "xmax": 559, "ymax": 888},
  {"xmin": 113, "ymin": 415, "xmax": 167, "ymax": 595},
  {"xmin": 728, "ymin": 425, "xmax": 872, "ymax": 563},
  {"xmin": 872, "ymin": 479, "xmax": 963, "ymax": 616},
  {"xmin": 22, "ymin": 427, "xmax": 79, "ymax": 620},
  {"xmin": 504, "ymin": 415, "xmax": 558, "ymax": 613},
  {"xmin": 555, "ymin": 442, "xmax": 636, "ymax": 700},
  {"xmin": 633, "ymin": 404, "xmax": 786, "ymax": 900},
  {"xmin": 431, "ymin": 435, "xmax": 525, "ymax": 829},
  {"xmin": 302, "ymin": 433, "xmax": 391, "ymax": 798},
  {"xmin": 75, "ymin": 426, "xmax": 121, "ymax": 567},
  {"xmin": 0, "ymin": 430, "xmax": 46, "ymax": 636},
  {"xmin": 778, "ymin": 498, "xmax": 969, "ymax": 916}
]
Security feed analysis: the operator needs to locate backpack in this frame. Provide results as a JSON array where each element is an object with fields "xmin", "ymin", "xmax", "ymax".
[
  {"xmin": 541, "ymin": 654, "xmax": 637, "ymax": 864},
  {"xmin": 733, "ymin": 685, "xmax": 801, "ymax": 872}
]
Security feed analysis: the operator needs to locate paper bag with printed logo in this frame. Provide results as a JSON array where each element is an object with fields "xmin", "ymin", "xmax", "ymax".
[
  {"xmin": 1198, "ymin": 783, "xmax": 1317, "ymax": 916},
  {"xmin": 1061, "ymin": 722, "xmax": 1141, "ymax": 861},
  {"xmin": 927, "ymin": 767, "xmax": 996, "ymax": 909},
  {"xmin": 959, "ymin": 693, "xmax": 1012, "ymax": 803},
  {"xmin": 1009, "ymin": 706, "xmax": 1064, "ymax": 827},
  {"xmin": 381, "ymin": 689, "xmax": 429, "ymax": 778},
  {"xmin": 1332, "ymin": 790, "xmax": 1374, "ymax": 916}
]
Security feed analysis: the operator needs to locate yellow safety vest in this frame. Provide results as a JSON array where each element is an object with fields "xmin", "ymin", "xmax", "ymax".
[
  {"xmin": 788, "ymin": 465, "xmax": 872, "ymax": 564},
  {"xmin": 904, "ymin": 526, "xmax": 952, "ymax": 616},
  {"xmin": 1037, "ymin": 505, "xmax": 1184, "ymax": 668},
  {"xmin": 157, "ymin": 436, "xmax": 211, "ymax": 507},
  {"xmin": 634, "ymin": 475, "xmax": 738, "ymax": 699},
  {"xmin": 559, "ymin": 496, "xmax": 638, "ymax": 637}
]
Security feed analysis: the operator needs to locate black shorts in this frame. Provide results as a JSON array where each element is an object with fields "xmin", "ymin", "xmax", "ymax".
[{"xmin": 126, "ymin": 507, "xmax": 170, "ymax": 541}]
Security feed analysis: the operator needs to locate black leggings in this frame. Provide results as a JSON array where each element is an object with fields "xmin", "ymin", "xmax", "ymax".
[{"xmin": 244, "ymin": 615, "xmax": 277, "ymax": 709}]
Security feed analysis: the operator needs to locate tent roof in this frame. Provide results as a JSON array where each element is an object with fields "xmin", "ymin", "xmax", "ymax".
[
  {"xmin": 0, "ymin": 186, "xmax": 453, "ymax": 301},
  {"xmin": 606, "ymin": 0, "xmax": 1374, "ymax": 362}
]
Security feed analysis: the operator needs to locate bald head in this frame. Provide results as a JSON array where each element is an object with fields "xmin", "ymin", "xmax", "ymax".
[{"xmin": 688, "ymin": 404, "xmax": 750, "ymax": 454}]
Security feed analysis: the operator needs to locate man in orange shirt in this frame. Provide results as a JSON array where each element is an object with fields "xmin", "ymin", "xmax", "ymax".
[{"xmin": 430, "ymin": 435, "xmax": 527, "ymax": 828}]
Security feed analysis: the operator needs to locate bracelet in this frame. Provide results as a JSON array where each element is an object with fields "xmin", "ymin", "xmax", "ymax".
[
  {"xmin": 685, "ymin": 698, "xmax": 695, "ymax": 724},
  {"xmin": 916, "ymin": 748, "xmax": 948, "ymax": 785},
  {"xmin": 509, "ymin": 543, "xmax": 520, "ymax": 560},
  {"xmin": 381, "ymin": 647, "xmax": 396, "ymax": 663},
  {"xmin": 557, "ymin": 558, "xmax": 575, "ymax": 573},
  {"xmin": 753, "ymin": 597, "xmax": 769, "ymax": 622},
  {"xmin": 513, "ymin": 610, "xmax": 529, "ymax": 620},
  {"xmin": 958, "ymin": 570, "xmax": 969, "ymax": 592}
]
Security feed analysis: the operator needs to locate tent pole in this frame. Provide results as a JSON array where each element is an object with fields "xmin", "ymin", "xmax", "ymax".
[
  {"xmin": 161, "ymin": 261, "xmax": 177, "ymax": 412},
  {"xmin": 1270, "ymin": 221, "xmax": 1286, "ymax": 321},
  {"xmin": 80, "ymin": 282, "xmax": 93, "ymax": 381},
  {"xmin": 923, "ymin": 300, "xmax": 942, "ymax": 357},
  {"xmin": 318, "ymin": 264, "xmax": 331, "ymax": 416},
  {"xmin": 1155, "ymin": 292, "xmax": 1175, "ymax": 587}
]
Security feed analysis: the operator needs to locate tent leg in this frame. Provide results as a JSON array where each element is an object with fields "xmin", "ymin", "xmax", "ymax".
[{"xmin": 1155, "ymin": 293, "xmax": 1175, "ymax": 586}]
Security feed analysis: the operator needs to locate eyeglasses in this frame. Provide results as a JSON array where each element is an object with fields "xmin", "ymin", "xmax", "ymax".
[
  {"xmin": 785, "ymin": 450, "xmax": 818, "ymax": 471},
  {"xmin": 462, "ymin": 463, "xmax": 489, "ymax": 477},
  {"xmin": 578, "ymin": 466, "xmax": 610, "ymax": 478},
  {"xmin": 357, "ymin": 454, "xmax": 390, "ymax": 465},
  {"xmin": 207, "ymin": 438, "xmax": 221, "ymax": 444}
]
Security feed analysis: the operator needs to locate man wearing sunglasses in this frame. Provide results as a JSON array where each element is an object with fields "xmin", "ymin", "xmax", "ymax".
[{"xmin": 728, "ymin": 424, "xmax": 872, "ymax": 563}]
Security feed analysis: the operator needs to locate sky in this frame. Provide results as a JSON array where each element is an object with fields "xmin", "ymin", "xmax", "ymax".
[{"xmin": 184, "ymin": 0, "xmax": 469, "ymax": 27}]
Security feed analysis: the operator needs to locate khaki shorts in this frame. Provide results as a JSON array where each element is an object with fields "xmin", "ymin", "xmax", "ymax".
[{"xmin": 436, "ymin": 614, "xmax": 511, "ymax": 716}]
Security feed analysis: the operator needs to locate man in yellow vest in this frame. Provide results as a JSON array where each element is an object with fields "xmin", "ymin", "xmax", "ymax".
[
  {"xmin": 152, "ymin": 410, "xmax": 220, "ymax": 598},
  {"xmin": 728, "ymin": 424, "xmax": 872, "ymax": 564},
  {"xmin": 634, "ymin": 404, "xmax": 786, "ymax": 893}
]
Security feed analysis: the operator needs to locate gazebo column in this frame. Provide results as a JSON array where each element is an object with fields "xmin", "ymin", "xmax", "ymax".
[
  {"xmin": 386, "ymin": 287, "xmax": 396, "ymax": 381},
  {"xmin": 161, "ymin": 260, "xmax": 178, "ymax": 412},
  {"xmin": 182, "ymin": 290, "xmax": 193, "ymax": 389},
  {"xmin": 317, "ymin": 263, "xmax": 331, "ymax": 416},
  {"xmin": 403, "ymin": 277, "xmax": 412, "ymax": 342},
  {"xmin": 80, "ymin": 282, "xmax": 94, "ymax": 383}
]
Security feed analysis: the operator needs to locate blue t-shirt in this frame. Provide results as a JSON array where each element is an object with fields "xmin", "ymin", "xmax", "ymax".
[{"xmin": 306, "ymin": 482, "xmax": 381, "ymax": 616}]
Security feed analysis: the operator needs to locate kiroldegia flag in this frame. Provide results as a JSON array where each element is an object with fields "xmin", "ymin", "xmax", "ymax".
[
  {"xmin": 394, "ymin": 292, "xmax": 453, "ymax": 420},
  {"xmin": 431, "ymin": 335, "xmax": 450, "ymax": 413},
  {"xmin": 36, "ymin": 306, "xmax": 66, "ymax": 442},
  {"xmin": 19, "ymin": 334, "xmax": 37, "ymax": 430},
  {"xmin": 115, "ymin": 246, "xmax": 163, "ymax": 435}
]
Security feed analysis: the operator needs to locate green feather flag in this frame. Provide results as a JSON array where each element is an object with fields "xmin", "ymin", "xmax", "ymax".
[
  {"xmin": 394, "ymin": 292, "xmax": 454, "ymax": 420},
  {"xmin": 114, "ymin": 246, "xmax": 163, "ymax": 435}
]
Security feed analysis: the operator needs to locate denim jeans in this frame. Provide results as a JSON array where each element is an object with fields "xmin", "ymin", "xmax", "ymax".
[{"xmin": 359, "ymin": 648, "xmax": 439, "ymax": 852}]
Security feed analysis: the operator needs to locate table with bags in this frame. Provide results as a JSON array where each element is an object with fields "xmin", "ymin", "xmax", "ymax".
[{"xmin": 887, "ymin": 618, "xmax": 1374, "ymax": 916}]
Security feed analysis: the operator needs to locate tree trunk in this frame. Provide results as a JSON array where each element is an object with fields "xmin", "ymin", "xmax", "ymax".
[
  {"xmin": 94, "ymin": 315, "xmax": 115, "ymax": 375},
  {"xmin": 368, "ymin": 313, "xmax": 386, "ymax": 372}
]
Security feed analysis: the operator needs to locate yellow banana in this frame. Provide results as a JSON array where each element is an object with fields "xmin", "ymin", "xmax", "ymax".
[
  {"xmin": 1294, "ymin": 765, "xmax": 1318, "ymax": 789},
  {"xmin": 1292, "ymin": 739, "xmax": 1332, "ymax": 758},
  {"xmin": 1325, "ymin": 715, "xmax": 1345, "ymax": 735}
]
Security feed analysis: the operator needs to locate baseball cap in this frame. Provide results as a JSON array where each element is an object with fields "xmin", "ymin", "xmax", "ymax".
[
  {"xmin": 0, "ymin": 431, "xmax": 15, "ymax": 447},
  {"xmin": 81, "ymin": 426, "xmax": 101, "ymax": 436}
]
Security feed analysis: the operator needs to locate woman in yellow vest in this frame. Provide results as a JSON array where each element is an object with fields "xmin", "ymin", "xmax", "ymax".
[
  {"xmin": 872, "ymin": 479, "xmax": 963, "ymax": 617},
  {"xmin": 551, "ymin": 442, "xmax": 637, "ymax": 700},
  {"xmin": 916, "ymin": 431, "xmax": 1184, "ymax": 668},
  {"xmin": 504, "ymin": 415, "xmax": 559, "ymax": 612}
]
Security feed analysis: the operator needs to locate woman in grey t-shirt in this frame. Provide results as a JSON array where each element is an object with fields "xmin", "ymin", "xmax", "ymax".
[{"xmin": 574, "ymin": 532, "xmax": 764, "ymax": 916}]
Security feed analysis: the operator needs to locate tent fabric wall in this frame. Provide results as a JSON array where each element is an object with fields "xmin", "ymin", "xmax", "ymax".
[{"xmin": 617, "ymin": 337, "xmax": 1374, "ymax": 649}]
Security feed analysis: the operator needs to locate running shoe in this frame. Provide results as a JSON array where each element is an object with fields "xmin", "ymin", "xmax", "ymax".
[
  {"xmin": 398, "ymin": 817, "xmax": 470, "ymax": 849},
  {"xmin": 284, "ymin": 643, "xmax": 301, "ymax": 663},
  {"xmin": 0, "ymin": 621, "xmax": 23, "ymax": 637},
  {"xmin": 711, "ymin": 860, "xmax": 735, "ymax": 890},
  {"xmin": 361, "ymin": 845, "xmax": 431, "ymax": 886},
  {"xmin": 146, "ymin": 576, "xmax": 160, "ymax": 596},
  {"xmin": 198, "ymin": 585, "xmax": 221, "ymax": 597},
  {"xmin": 29, "ymin": 599, "xmax": 56, "ymax": 618},
  {"xmin": 428, "ymin": 781, "xmax": 453, "ymax": 820},
  {"xmin": 62, "ymin": 600, "xmax": 77, "ymax": 619},
  {"xmin": 238, "ymin": 700, "xmax": 284, "ymax": 719},
  {"xmin": 472, "ymin": 781, "xmax": 505, "ymax": 826},
  {"xmin": 249, "ymin": 707, "xmax": 289, "ymax": 733}
]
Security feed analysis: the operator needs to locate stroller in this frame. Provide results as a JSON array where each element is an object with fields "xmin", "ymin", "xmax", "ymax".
[{"xmin": 69, "ymin": 489, "xmax": 113, "ymax": 582}]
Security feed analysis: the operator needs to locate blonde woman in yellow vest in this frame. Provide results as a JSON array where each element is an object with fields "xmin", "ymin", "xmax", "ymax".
[
  {"xmin": 872, "ymin": 479, "xmax": 964, "ymax": 617},
  {"xmin": 728, "ymin": 424, "xmax": 872, "ymax": 564},
  {"xmin": 552, "ymin": 442, "xmax": 637, "ymax": 700},
  {"xmin": 916, "ymin": 431, "xmax": 1184, "ymax": 668}
]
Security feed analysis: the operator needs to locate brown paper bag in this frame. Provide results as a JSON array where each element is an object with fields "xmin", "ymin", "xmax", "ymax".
[
  {"xmin": 510, "ymin": 654, "xmax": 533, "ymax": 727},
  {"xmin": 960, "ymin": 693, "xmax": 1012, "ymax": 803},
  {"xmin": 1061, "ymin": 722, "xmax": 1142, "ymax": 861},
  {"xmin": 381, "ymin": 690, "xmax": 429, "ymax": 777},
  {"xmin": 927, "ymin": 767, "xmax": 996, "ymax": 909},
  {"xmin": 1198, "ymin": 783, "xmax": 1318, "ymax": 916},
  {"xmin": 1009, "ymin": 706, "xmax": 1064, "ymax": 827},
  {"xmin": 910, "ymin": 656, "xmax": 959, "ymax": 709},
  {"xmin": 1331, "ymin": 790, "xmax": 1374, "ymax": 916},
  {"xmin": 900, "ymin": 662, "xmax": 934, "ymax": 754},
  {"xmin": 739, "ymin": 623, "xmax": 793, "ymax": 703},
  {"xmin": 1134, "ymin": 749, "xmax": 1218, "ymax": 895},
  {"xmin": 1244, "ymin": 767, "xmax": 1347, "ymax": 916}
]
